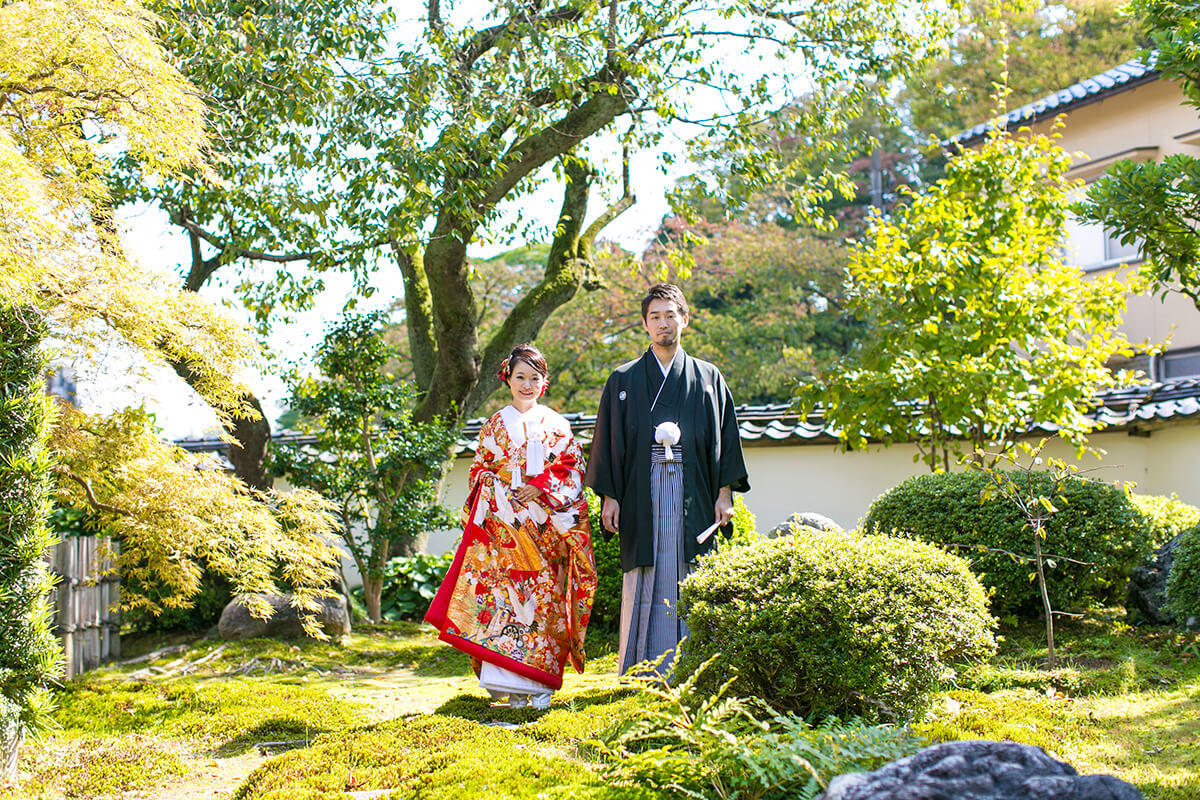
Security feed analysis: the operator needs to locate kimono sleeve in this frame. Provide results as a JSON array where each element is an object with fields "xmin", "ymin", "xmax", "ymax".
[
  {"xmin": 583, "ymin": 374, "xmax": 625, "ymax": 502},
  {"xmin": 465, "ymin": 416, "xmax": 502, "ymax": 510},
  {"xmin": 528, "ymin": 432, "xmax": 585, "ymax": 510},
  {"xmin": 715, "ymin": 371, "xmax": 750, "ymax": 493}
]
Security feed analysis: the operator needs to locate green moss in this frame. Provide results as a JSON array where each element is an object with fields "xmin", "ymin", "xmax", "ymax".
[
  {"xmin": 3, "ymin": 734, "xmax": 188, "ymax": 797},
  {"xmin": 915, "ymin": 689, "xmax": 1096, "ymax": 752},
  {"xmin": 55, "ymin": 677, "xmax": 366, "ymax": 751},
  {"xmin": 233, "ymin": 715, "xmax": 665, "ymax": 800}
]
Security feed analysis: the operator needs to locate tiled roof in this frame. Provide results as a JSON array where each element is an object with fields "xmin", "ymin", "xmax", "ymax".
[
  {"xmin": 174, "ymin": 376, "xmax": 1200, "ymax": 459},
  {"xmin": 949, "ymin": 56, "xmax": 1159, "ymax": 147}
]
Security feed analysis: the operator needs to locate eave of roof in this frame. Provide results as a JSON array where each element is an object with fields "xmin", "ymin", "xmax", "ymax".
[
  {"xmin": 948, "ymin": 56, "xmax": 1159, "ymax": 148},
  {"xmin": 176, "ymin": 377, "xmax": 1200, "ymax": 461}
]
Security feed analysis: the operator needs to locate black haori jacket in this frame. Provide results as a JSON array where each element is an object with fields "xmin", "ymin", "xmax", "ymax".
[{"xmin": 585, "ymin": 348, "xmax": 750, "ymax": 571}]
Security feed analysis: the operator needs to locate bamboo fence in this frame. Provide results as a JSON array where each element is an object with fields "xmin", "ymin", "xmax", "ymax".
[{"xmin": 50, "ymin": 536, "xmax": 120, "ymax": 679}]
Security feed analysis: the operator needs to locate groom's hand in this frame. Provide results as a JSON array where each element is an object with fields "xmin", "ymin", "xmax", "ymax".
[
  {"xmin": 714, "ymin": 486, "xmax": 734, "ymax": 527},
  {"xmin": 601, "ymin": 496, "xmax": 620, "ymax": 534}
]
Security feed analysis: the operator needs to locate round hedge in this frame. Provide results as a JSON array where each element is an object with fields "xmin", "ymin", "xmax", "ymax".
[
  {"xmin": 677, "ymin": 529, "xmax": 996, "ymax": 721},
  {"xmin": 1166, "ymin": 524, "xmax": 1200, "ymax": 625},
  {"xmin": 585, "ymin": 489, "xmax": 758, "ymax": 633},
  {"xmin": 863, "ymin": 470, "xmax": 1149, "ymax": 618}
]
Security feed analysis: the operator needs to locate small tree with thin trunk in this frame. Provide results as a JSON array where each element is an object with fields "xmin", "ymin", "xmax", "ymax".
[
  {"xmin": 969, "ymin": 439, "xmax": 1113, "ymax": 664},
  {"xmin": 0, "ymin": 304, "xmax": 60, "ymax": 780},
  {"xmin": 274, "ymin": 313, "xmax": 457, "ymax": 622}
]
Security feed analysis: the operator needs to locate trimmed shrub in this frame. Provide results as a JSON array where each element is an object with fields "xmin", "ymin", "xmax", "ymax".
[
  {"xmin": 0, "ymin": 303, "xmax": 61, "ymax": 775},
  {"xmin": 1166, "ymin": 524, "xmax": 1200, "ymax": 625},
  {"xmin": 863, "ymin": 470, "xmax": 1147, "ymax": 618},
  {"xmin": 677, "ymin": 529, "xmax": 996, "ymax": 720},
  {"xmin": 585, "ymin": 489, "xmax": 758, "ymax": 633},
  {"xmin": 1131, "ymin": 493, "xmax": 1200, "ymax": 550}
]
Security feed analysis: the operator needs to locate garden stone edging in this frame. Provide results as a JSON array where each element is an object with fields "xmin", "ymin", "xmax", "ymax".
[
  {"xmin": 816, "ymin": 740, "xmax": 1143, "ymax": 800},
  {"xmin": 1126, "ymin": 532, "xmax": 1200, "ymax": 629},
  {"xmin": 218, "ymin": 593, "xmax": 351, "ymax": 641}
]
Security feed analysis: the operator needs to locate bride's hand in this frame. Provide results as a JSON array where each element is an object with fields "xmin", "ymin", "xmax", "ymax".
[{"xmin": 513, "ymin": 484, "xmax": 541, "ymax": 503}]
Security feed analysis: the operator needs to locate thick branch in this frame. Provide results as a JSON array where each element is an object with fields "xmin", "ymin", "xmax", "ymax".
[
  {"xmin": 388, "ymin": 236, "xmax": 437, "ymax": 392},
  {"xmin": 465, "ymin": 156, "xmax": 633, "ymax": 415},
  {"xmin": 481, "ymin": 68, "xmax": 635, "ymax": 207},
  {"xmin": 55, "ymin": 466, "xmax": 130, "ymax": 516},
  {"xmin": 457, "ymin": 4, "xmax": 583, "ymax": 71},
  {"xmin": 171, "ymin": 209, "xmax": 321, "ymax": 265}
]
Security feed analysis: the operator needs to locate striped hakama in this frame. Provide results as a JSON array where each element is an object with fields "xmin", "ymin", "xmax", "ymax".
[{"xmin": 618, "ymin": 443, "xmax": 692, "ymax": 676}]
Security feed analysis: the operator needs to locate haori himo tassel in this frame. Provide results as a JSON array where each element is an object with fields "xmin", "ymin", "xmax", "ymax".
[{"xmin": 654, "ymin": 421, "xmax": 681, "ymax": 461}]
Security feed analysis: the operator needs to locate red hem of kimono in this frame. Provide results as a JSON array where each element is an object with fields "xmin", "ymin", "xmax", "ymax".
[
  {"xmin": 436, "ymin": 629, "xmax": 564, "ymax": 690},
  {"xmin": 424, "ymin": 482, "xmax": 564, "ymax": 691}
]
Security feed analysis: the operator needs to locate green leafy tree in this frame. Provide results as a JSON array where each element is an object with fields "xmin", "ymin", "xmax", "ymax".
[
  {"xmin": 107, "ymin": 0, "xmax": 394, "ymax": 489},
  {"xmin": 1, "ymin": 0, "xmax": 343, "ymax": 643},
  {"xmin": 0, "ymin": 304, "xmax": 59, "ymax": 780},
  {"xmin": 797, "ymin": 125, "xmax": 1138, "ymax": 472},
  {"xmin": 524, "ymin": 217, "xmax": 860, "ymax": 413},
  {"xmin": 121, "ymin": 0, "xmax": 956, "ymax": 483},
  {"xmin": 1079, "ymin": 0, "xmax": 1200, "ymax": 310},
  {"xmin": 274, "ymin": 313, "xmax": 457, "ymax": 622},
  {"xmin": 906, "ymin": 0, "xmax": 1146, "ymax": 139}
]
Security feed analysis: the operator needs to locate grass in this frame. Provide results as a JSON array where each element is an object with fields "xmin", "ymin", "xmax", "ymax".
[
  {"xmin": 0, "ymin": 612, "xmax": 1196, "ymax": 799},
  {"xmin": 916, "ymin": 610, "xmax": 1200, "ymax": 800}
]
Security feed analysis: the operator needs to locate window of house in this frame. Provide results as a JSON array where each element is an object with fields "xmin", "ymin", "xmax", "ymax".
[{"xmin": 1161, "ymin": 348, "xmax": 1200, "ymax": 379}]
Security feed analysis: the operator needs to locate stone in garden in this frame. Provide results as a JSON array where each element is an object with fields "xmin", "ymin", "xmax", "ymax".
[
  {"xmin": 768, "ymin": 511, "xmax": 843, "ymax": 538},
  {"xmin": 817, "ymin": 740, "xmax": 1143, "ymax": 800},
  {"xmin": 218, "ymin": 593, "xmax": 350, "ymax": 641},
  {"xmin": 1126, "ymin": 532, "xmax": 1200, "ymax": 630}
]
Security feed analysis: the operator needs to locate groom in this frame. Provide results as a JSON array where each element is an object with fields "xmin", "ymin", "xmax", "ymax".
[{"xmin": 585, "ymin": 283, "xmax": 749, "ymax": 675}]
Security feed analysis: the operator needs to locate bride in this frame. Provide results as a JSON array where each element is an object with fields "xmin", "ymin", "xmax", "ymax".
[{"xmin": 425, "ymin": 344, "xmax": 597, "ymax": 709}]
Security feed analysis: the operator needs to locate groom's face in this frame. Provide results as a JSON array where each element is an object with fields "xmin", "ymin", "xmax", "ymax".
[{"xmin": 642, "ymin": 298, "xmax": 688, "ymax": 347}]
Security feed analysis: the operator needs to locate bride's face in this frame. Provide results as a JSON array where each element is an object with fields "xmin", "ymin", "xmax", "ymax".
[{"xmin": 508, "ymin": 361, "xmax": 545, "ymax": 407}]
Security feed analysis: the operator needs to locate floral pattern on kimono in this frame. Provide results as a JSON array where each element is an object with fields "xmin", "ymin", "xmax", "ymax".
[{"xmin": 425, "ymin": 405, "xmax": 597, "ymax": 689}]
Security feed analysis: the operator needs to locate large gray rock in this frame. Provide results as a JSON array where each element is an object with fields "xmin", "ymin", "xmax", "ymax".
[
  {"xmin": 218, "ymin": 593, "xmax": 350, "ymax": 641},
  {"xmin": 1126, "ymin": 532, "xmax": 1199, "ymax": 629},
  {"xmin": 768, "ymin": 512, "xmax": 844, "ymax": 538},
  {"xmin": 818, "ymin": 740, "xmax": 1143, "ymax": 800}
]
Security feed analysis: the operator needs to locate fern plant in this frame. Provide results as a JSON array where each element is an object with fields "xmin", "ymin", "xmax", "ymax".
[{"xmin": 592, "ymin": 656, "xmax": 921, "ymax": 800}]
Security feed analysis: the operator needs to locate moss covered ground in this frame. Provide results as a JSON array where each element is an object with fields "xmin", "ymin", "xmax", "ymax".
[{"xmin": 0, "ymin": 614, "xmax": 1195, "ymax": 799}]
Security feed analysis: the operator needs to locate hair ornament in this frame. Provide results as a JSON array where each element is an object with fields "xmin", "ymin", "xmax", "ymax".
[{"xmin": 495, "ymin": 356, "xmax": 512, "ymax": 382}]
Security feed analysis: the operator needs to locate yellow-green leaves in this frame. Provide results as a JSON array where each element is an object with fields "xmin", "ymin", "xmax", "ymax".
[{"xmin": 798, "ymin": 126, "xmax": 1140, "ymax": 471}]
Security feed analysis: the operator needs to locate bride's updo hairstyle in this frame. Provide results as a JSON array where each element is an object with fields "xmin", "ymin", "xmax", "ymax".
[{"xmin": 495, "ymin": 343, "xmax": 549, "ymax": 383}]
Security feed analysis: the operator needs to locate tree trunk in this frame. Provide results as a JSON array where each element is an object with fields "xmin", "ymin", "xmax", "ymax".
[
  {"xmin": 363, "ymin": 575, "xmax": 384, "ymax": 623},
  {"xmin": 1034, "ymin": 527, "xmax": 1056, "ymax": 663},
  {"xmin": 170, "ymin": 359, "xmax": 273, "ymax": 491}
]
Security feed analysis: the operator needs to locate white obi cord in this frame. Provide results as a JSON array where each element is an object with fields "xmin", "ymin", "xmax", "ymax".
[
  {"xmin": 500, "ymin": 405, "xmax": 549, "ymax": 489},
  {"xmin": 654, "ymin": 421, "xmax": 681, "ymax": 461}
]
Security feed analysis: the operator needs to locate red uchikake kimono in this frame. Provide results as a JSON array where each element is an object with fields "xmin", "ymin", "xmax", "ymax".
[{"xmin": 425, "ymin": 404, "xmax": 597, "ymax": 689}]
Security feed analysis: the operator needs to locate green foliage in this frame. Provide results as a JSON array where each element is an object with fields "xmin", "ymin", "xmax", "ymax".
[
  {"xmin": 0, "ymin": 303, "xmax": 61, "ymax": 747},
  {"xmin": 1079, "ymin": 0, "xmax": 1200, "ymax": 310},
  {"xmin": 677, "ymin": 529, "xmax": 996, "ymax": 720},
  {"xmin": 585, "ymin": 489, "xmax": 758, "ymax": 634},
  {"xmin": 12, "ymin": 734, "xmax": 188, "ymax": 797},
  {"xmin": 122, "ymin": 571, "xmax": 233, "ymax": 634},
  {"xmin": 594, "ymin": 657, "xmax": 922, "ymax": 799},
  {"xmin": 365, "ymin": 552, "xmax": 453, "ymax": 622},
  {"xmin": 864, "ymin": 470, "xmax": 1150, "ymax": 618},
  {"xmin": 1166, "ymin": 525, "xmax": 1200, "ymax": 623},
  {"xmin": 1131, "ymin": 493, "xmax": 1200, "ymax": 550},
  {"xmin": 273, "ymin": 312, "xmax": 458, "ymax": 619},
  {"xmin": 797, "ymin": 125, "xmax": 1136, "ymax": 471},
  {"xmin": 905, "ymin": 0, "xmax": 1146, "ymax": 139}
]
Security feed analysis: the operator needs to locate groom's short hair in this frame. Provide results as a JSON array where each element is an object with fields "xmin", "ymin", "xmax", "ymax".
[{"xmin": 640, "ymin": 283, "xmax": 689, "ymax": 320}]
